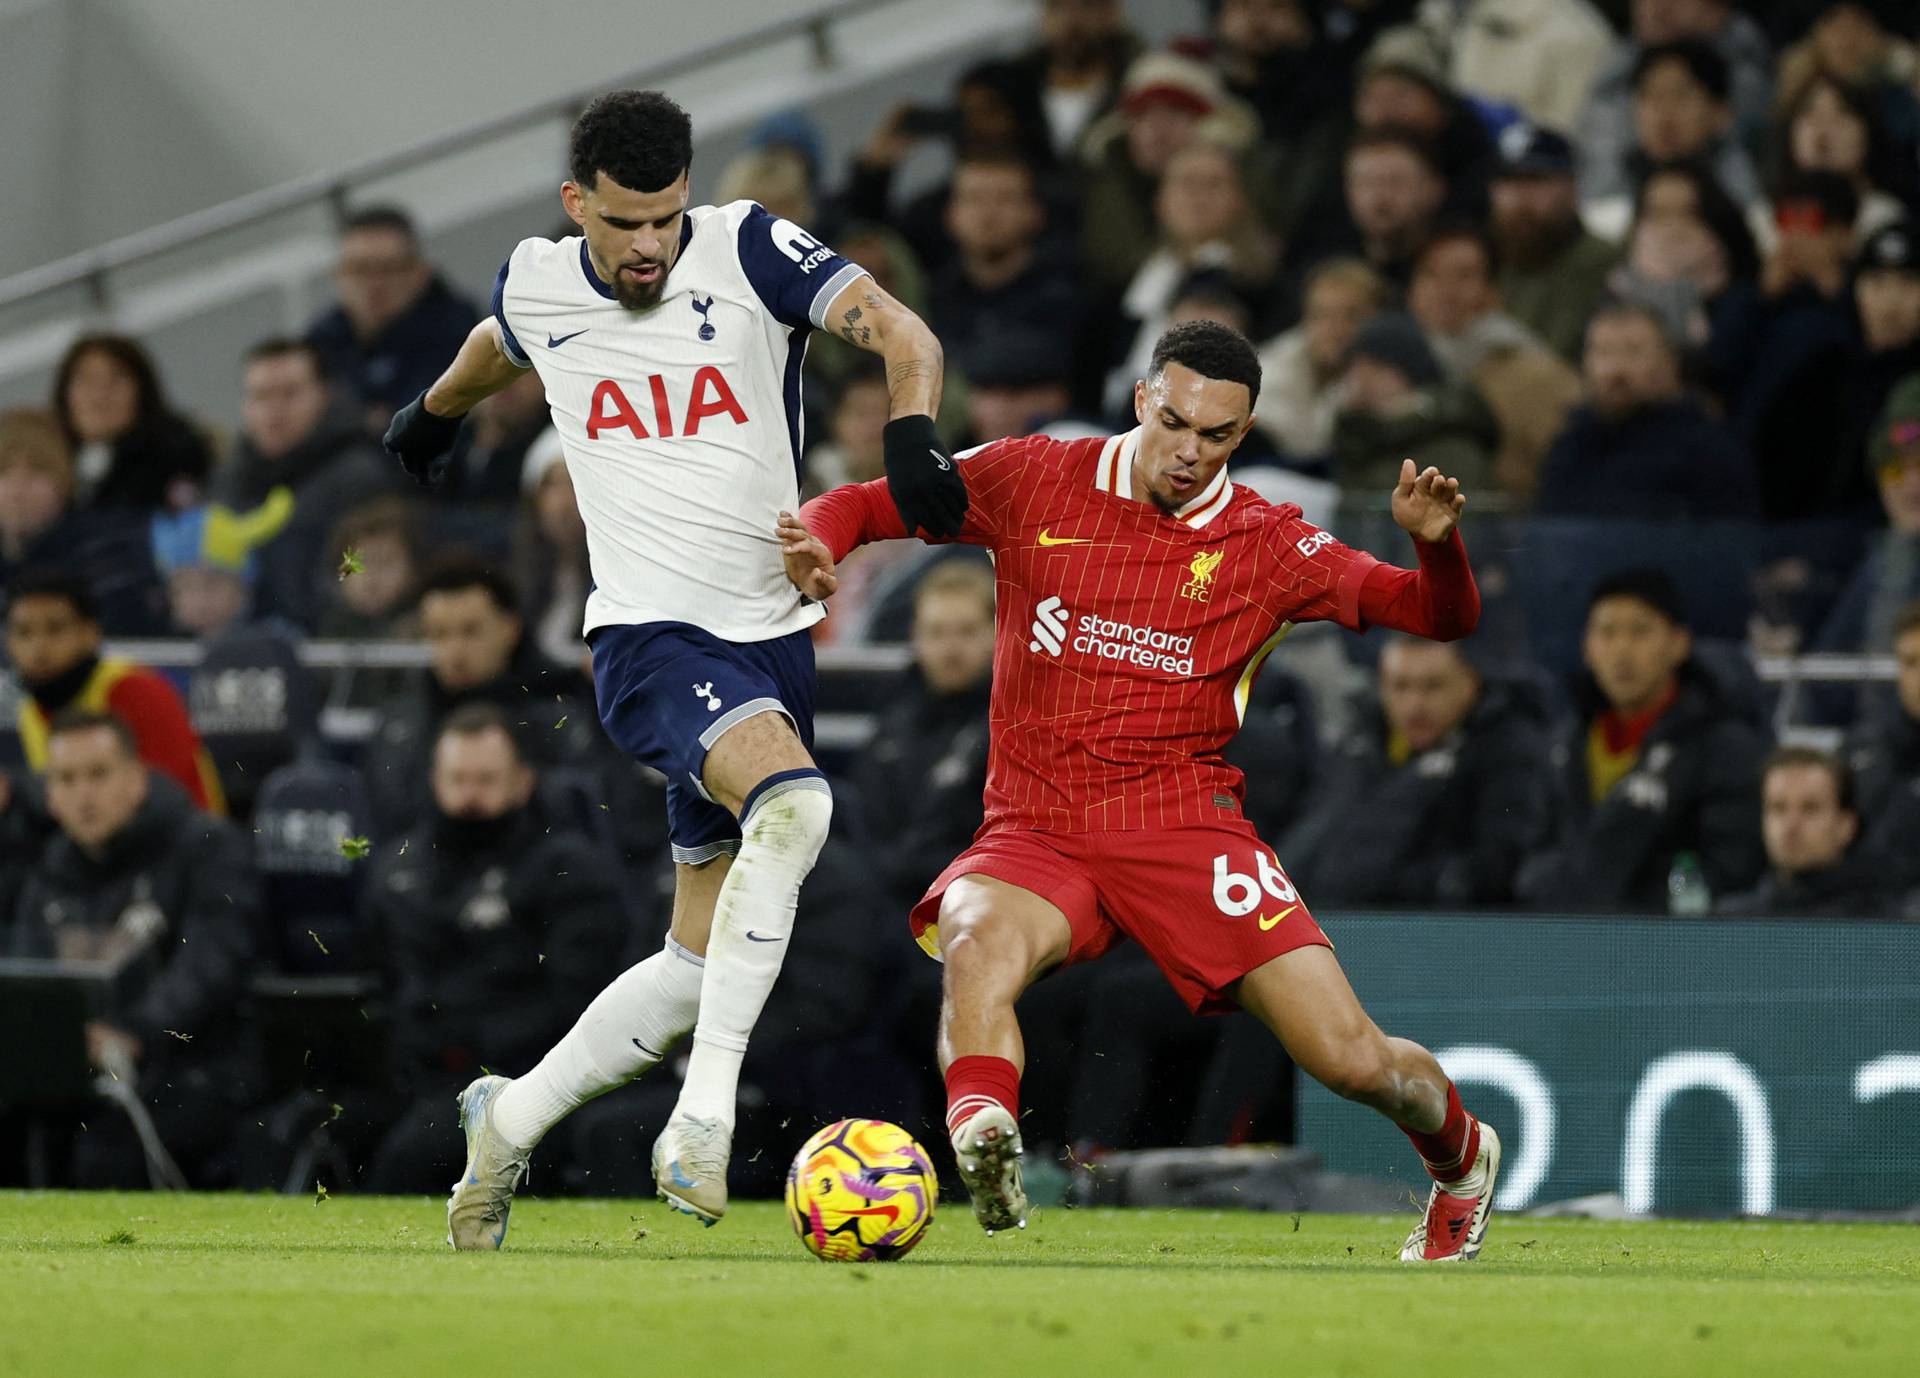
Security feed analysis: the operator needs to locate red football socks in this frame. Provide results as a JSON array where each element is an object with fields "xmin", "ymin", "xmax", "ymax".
[
  {"xmin": 1404, "ymin": 1080, "xmax": 1480, "ymax": 1183},
  {"xmin": 945, "ymin": 1054, "xmax": 1021, "ymax": 1138}
]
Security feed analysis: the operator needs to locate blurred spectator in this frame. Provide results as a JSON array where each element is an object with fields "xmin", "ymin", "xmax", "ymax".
[
  {"xmin": 1610, "ymin": 159, "xmax": 1765, "ymax": 404},
  {"xmin": 1582, "ymin": 39, "xmax": 1770, "ymax": 241},
  {"xmin": 51, "ymin": 334, "xmax": 212, "ymax": 516},
  {"xmin": 1283, "ymin": 636, "xmax": 1555, "ymax": 906},
  {"xmin": 1351, "ymin": 26, "xmax": 1494, "ymax": 213},
  {"xmin": 362, "ymin": 556, "xmax": 600, "ymax": 834},
  {"xmin": 1535, "ymin": 300, "xmax": 1760, "ymax": 520},
  {"xmin": 1845, "ymin": 599, "xmax": 1920, "ymax": 893},
  {"xmin": 362, "ymin": 703, "xmax": 626, "ymax": 1193},
  {"xmin": 967, "ymin": 339, "xmax": 1077, "ymax": 446},
  {"xmin": 0, "ymin": 408, "xmax": 161, "ymax": 634},
  {"xmin": 1104, "ymin": 140, "xmax": 1278, "ymax": 413},
  {"xmin": 149, "ymin": 494, "xmax": 295, "ymax": 641},
  {"xmin": 1253, "ymin": 257, "xmax": 1387, "ymax": 463},
  {"xmin": 212, "ymin": 338, "xmax": 409, "ymax": 629},
  {"xmin": 1736, "ymin": 171, "xmax": 1865, "ymax": 519},
  {"xmin": 1841, "ymin": 223, "xmax": 1920, "ymax": 475},
  {"xmin": 1520, "ymin": 569, "xmax": 1767, "ymax": 912},
  {"xmin": 1718, "ymin": 747, "xmax": 1883, "ymax": 916},
  {"xmin": 845, "ymin": 59, "xmax": 1060, "ymax": 273},
  {"xmin": 1447, "ymin": 0, "xmax": 1613, "ymax": 132},
  {"xmin": 1814, "ymin": 375, "xmax": 1920, "ymax": 657},
  {"xmin": 1579, "ymin": 0, "xmax": 1775, "ymax": 220},
  {"xmin": 854, "ymin": 561, "xmax": 993, "ymax": 916},
  {"xmin": 1314, "ymin": 126, "xmax": 1449, "ymax": 289},
  {"xmin": 1080, "ymin": 51, "xmax": 1258, "ymax": 292},
  {"xmin": 1330, "ymin": 311, "xmax": 1495, "ymax": 493},
  {"xmin": 805, "ymin": 357, "xmax": 890, "ymax": 497},
  {"xmin": 443, "ymin": 367, "xmax": 550, "ymax": 504},
  {"xmin": 1007, "ymin": 0, "xmax": 1139, "ymax": 158},
  {"xmin": 316, "ymin": 496, "xmax": 423, "ymax": 641},
  {"xmin": 509, "ymin": 431, "xmax": 591, "ymax": 669},
  {"xmin": 306, "ymin": 206, "xmax": 478, "ymax": 425},
  {"xmin": 1408, "ymin": 222, "xmax": 1583, "ymax": 502},
  {"xmin": 1774, "ymin": 2, "xmax": 1920, "ymax": 196},
  {"xmin": 7, "ymin": 711, "xmax": 259, "ymax": 1186},
  {"xmin": 6, "ymin": 569, "xmax": 223, "ymax": 813},
  {"xmin": 1488, "ymin": 125, "xmax": 1621, "ymax": 364},
  {"xmin": 1774, "ymin": 71, "xmax": 1911, "ymax": 240},
  {"xmin": 717, "ymin": 144, "xmax": 819, "ymax": 229},
  {"xmin": 929, "ymin": 151, "xmax": 1085, "ymax": 394}
]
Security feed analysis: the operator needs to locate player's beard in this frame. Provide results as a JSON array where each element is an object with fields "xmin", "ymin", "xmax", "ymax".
[{"xmin": 612, "ymin": 259, "xmax": 669, "ymax": 311}]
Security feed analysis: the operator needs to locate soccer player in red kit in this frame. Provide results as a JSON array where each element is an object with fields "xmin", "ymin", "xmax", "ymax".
[{"xmin": 782, "ymin": 321, "xmax": 1500, "ymax": 1262}]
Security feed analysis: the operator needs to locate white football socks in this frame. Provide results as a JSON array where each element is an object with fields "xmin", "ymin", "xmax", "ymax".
[
  {"xmin": 490, "ymin": 938, "xmax": 705, "ymax": 1151},
  {"xmin": 672, "ymin": 777, "xmax": 833, "ymax": 1131}
]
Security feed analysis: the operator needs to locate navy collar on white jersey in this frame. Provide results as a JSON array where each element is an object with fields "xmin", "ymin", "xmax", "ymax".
[{"xmin": 577, "ymin": 215, "xmax": 698, "ymax": 301}]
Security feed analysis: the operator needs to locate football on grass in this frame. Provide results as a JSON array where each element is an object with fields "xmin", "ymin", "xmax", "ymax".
[{"xmin": 785, "ymin": 1118, "xmax": 937, "ymax": 1261}]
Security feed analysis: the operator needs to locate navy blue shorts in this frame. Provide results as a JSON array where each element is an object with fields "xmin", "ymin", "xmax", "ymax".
[{"xmin": 590, "ymin": 621, "xmax": 816, "ymax": 863}]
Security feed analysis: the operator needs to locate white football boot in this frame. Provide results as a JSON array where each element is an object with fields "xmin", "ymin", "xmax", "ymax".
[
  {"xmin": 446, "ymin": 1075, "xmax": 530, "ymax": 1251},
  {"xmin": 951, "ymin": 1103, "xmax": 1028, "ymax": 1235},
  {"xmin": 1400, "ymin": 1121, "xmax": 1502, "ymax": 1262},
  {"xmin": 652, "ymin": 1113, "xmax": 731, "ymax": 1226}
]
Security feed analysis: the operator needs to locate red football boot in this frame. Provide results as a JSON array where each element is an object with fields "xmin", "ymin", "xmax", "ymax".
[{"xmin": 1400, "ymin": 1122, "xmax": 1502, "ymax": 1262}]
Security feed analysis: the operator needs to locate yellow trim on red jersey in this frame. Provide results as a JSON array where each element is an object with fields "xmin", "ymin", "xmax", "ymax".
[{"xmin": 1233, "ymin": 621, "xmax": 1295, "ymax": 725}]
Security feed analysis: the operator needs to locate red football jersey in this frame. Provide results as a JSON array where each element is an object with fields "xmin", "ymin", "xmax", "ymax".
[{"xmin": 809, "ymin": 429, "xmax": 1487, "ymax": 833}]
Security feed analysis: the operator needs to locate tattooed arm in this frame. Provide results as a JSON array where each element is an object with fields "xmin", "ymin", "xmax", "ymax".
[{"xmin": 822, "ymin": 277, "xmax": 945, "ymax": 420}]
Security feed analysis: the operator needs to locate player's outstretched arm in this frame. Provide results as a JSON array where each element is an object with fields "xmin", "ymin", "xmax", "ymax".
[
  {"xmin": 1355, "ymin": 460, "xmax": 1480, "ymax": 640},
  {"xmin": 383, "ymin": 318, "xmax": 529, "ymax": 488},
  {"xmin": 823, "ymin": 277, "xmax": 968, "ymax": 538},
  {"xmin": 776, "ymin": 511, "xmax": 840, "ymax": 601}
]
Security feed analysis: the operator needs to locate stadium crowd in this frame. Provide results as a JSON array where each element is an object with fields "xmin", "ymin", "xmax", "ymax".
[{"xmin": 5, "ymin": 0, "xmax": 1920, "ymax": 1192}]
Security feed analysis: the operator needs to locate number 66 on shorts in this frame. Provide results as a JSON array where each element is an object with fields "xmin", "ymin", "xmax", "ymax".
[{"xmin": 1212, "ymin": 848, "xmax": 1299, "ymax": 917}]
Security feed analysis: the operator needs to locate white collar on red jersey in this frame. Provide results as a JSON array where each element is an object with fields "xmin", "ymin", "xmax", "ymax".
[{"xmin": 1095, "ymin": 427, "xmax": 1235, "ymax": 529}]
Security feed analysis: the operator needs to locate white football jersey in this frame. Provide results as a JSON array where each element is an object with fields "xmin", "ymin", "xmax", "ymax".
[{"xmin": 493, "ymin": 200, "xmax": 868, "ymax": 641}]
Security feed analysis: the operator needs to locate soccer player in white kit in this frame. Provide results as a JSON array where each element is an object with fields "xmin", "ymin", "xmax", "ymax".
[{"xmin": 382, "ymin": 90, "xmax": 965, "ymax": 1248}]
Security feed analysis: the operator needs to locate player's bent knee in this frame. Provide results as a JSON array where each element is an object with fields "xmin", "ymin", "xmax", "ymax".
[
  {"xmin": 738, "ymin": 769, "xmax": 833, "ymax": 866},
  {"xmin": 1311, "ymin": 1033, "xmax": 1395, "ymax": 1106}
]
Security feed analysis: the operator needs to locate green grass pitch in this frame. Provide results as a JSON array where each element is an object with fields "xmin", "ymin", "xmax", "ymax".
[{"xmin": 2, "ymin": 1191, "xmax": 1915, "ymax": 1377}]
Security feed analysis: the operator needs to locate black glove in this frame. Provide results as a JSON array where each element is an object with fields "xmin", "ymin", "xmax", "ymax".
[
  {"xmin": 383, "ymin": 392, "xmax": 464, "ymax": 489},
  {"xmin": 882, "ymin": 414, "xmax": 967, "ymax": 538}
]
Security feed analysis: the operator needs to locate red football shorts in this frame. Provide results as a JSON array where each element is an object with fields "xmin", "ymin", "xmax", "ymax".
[{"xmin": 908, "ymin": 822, "xmax": 1331, "ymax": 1015}]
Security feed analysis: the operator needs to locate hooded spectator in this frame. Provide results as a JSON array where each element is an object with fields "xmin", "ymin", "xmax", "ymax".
[
  {"xmin": 212, "ymin": 338, "xmax": 411, "ymax": 629},
  {"xmin": 1521, "ymin": 569, "xmax": 1767, "ymax": 912},
  {"xmin": 1330, "ymin": 311, "xmax": 1496, "ymax": 493},
  {"xmin": 1253, "ymin": 258, "xmax": 1388, "ymax": 463},
  {"xmin": 6, "ymin": 569, "xmax": 224, "ymax": 814},
  {"xmin": 1409, "ymin": 222, "xmax": 1584, "ymax": 502},
  {"xmin": 1488, "ymin": 125, "xmax": 1621, "ymax": 364},
  {"xmin": 6, "ymin": 711, "xmax": 260, "ymax": 1186},
  {"xmin": 50, "ymin": 334, "xmax": 213, "ymax": 516},
  {"xmin": 1536, "ymin": 299, "xmax": 1760, "ymax": 520},
  {"xmin": 1283, "ymin": 637, "xmax": 1556, "ymax": 906},
  {"xmin": 305, "ymin": 206, "xmax": 478, "ymax": 425},
  {"xmin": 0, "ymin": 408, "xmax": 162, "ymax": 634},
  {"xmin": 1718, "ymin": 747, "xmax": 1885, "ymax": 916}
]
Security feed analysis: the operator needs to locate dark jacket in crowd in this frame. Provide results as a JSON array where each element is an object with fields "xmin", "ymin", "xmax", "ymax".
[
  {"xmin": 7, "ymin": 776, "xmax": 258, "ymax": 1051},
  {"xmin": 307, "ymin": 276, "xmax": 478, "ymax": 417},
  {"xmin": 1535, "ymin": 398, "xmax": 1762, "ymax": 520},
  {"xmin": 1731, "ymin": 286, "xmax": 1863, "ymax": 521},
  {"xmin": 0, "ymin": 507, "xmax": 163, "ymax": 635},
  {"xmin": 361, "ymin": 639, "xmax": 604, "ymax": 835},
  {"xmin": 853, "ymin": 673, "xmax": 990, "ymax": 914},
  {"xmin": 0, "ymin": 772, "xmax": 52, "ymax": 947},
  {"xmin": 1520, "ymin": 657, "xmax": 1768, "ymax": 913},
  {"xmin": 1716, "ymin": 854, "xmax": 1887, "ymax": 918},
  {"xmin": 1330, "ymin": 381, "xmax": 1498, "ymax": 495},
  {"xmin": 211, "ymin": 393, "xmax": 411, "ymax": 628},
  {"xmin": 82, "ymin": 412, "xmax": 214, "ymax": 514},
  {"xmin": 1838, "ymin": 331, "xmax": 1920, "ymax": 495},
  {"xmin": 367, "ymin": 795, "xmax": 626, "ymax": 1093},
  {"xmin": 1283, "ymin": 678, "xmax": 1556, "ymax": 907},
  {"xmin": 927, "ymin": 255, "xmax": 1087, "ymax": 395},
  {"xmin": 1847, "ymin": 705, "xmax": 1920, "ymax": 897}
]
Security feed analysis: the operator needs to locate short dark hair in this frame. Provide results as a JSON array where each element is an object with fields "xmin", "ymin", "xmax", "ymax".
[
  {"xmin": 416, "ymin": 553, "xmax": 520, "ymax": 617},
  {"xmin": 46, "ymin": 707, "xmax": 138, "ymax": 758},
  {"xmin": 1414, "ymin": 219, "xmax": 1500, "ymax": 278},
  {"xmin": 342, "ymin": 206, "xmax": 419, "ymax": 242},
  {"xmin": 437, "ymin": 701, "xmax": 526, "ymax": 762},
  {"xmin": 1588, "ymin": 297, "xmax": 1680, "ymax": 358},
  {"xmin": 1633, "ymin": 39, "xmax": 1732, "ymax": 103},
  {"xmin": 5, "ymin": 567, "xmax": 99, "ymax": 624},
  {"xmin": 1148, "ymin": 320, "xmax": 1263, "ymax": 408},
  {"xmin": 570, "ymin": 90, "xmax": 694, "ymax": 193},
  {"xmin": 244, "ymin": 336, "xmax": 329, "ymax": 380},
  {"xmin": 1763, "ymin": 745, "xmax": 1855, "ymax": 814},
  {"xmin": 1587, "ymin": 567, "xmax": 1688, "ymax": 628}
]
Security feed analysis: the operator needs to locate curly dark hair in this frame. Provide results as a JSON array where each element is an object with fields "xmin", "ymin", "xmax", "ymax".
[
  {"xmin": 569, "ymin": 90, "xmax": 694, "ymax": 193},
  {"xmin": 1148, "ymin": 320, "xmax": 1263, "ymax": 408}
]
